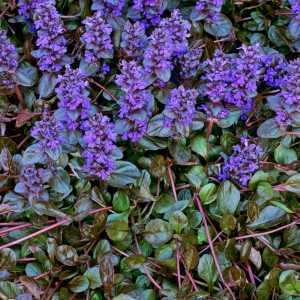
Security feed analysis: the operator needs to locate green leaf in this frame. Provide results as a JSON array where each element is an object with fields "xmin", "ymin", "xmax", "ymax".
[
  {"xmin": 106, "ymin": 221, "xmax": 129, "ymax": 242},
  {"xmin": 216, "ymin": 110, "xmax": 240, "ymax": 128},
  {"xmin": 0, "ymin": 281, "xmax": 18, "ymax": 298},
  {"xmin": 249, "ymin": 171, "xmax": 272, "ymax": 190},
  {"xmin": 217, "ymin": 181, "xmax": 240, "ymax": 215},
  {"xmin": 204, "ymin": 14, "xmax": 233, "ymax": 37},
  {"xmin": 197, "ymin": 254, "xmax": 218, "ymax": 290},
  {"xmin": 147, "ymin": 114, "xmax": 172, "ymax": 137},
  {"xmin": 38, "ymin": 73, "xmax": 57, "ymax": 98},
  {"xmin": 288, "ymin": 17, "xmax": 300, "ymax": 39},
  {"xmin": 108, "ymin": 161, "xmax": 141, "ymax": 188},
  {"xmin": 55, "ymin": 245, "xmax": 78, "ymax": 266},
  {"xmin": 284, "ymin": 174, "xmax": 300, "ymax": 194},
  {"xmin": 112, "ymin": 191, "xmax": 130, "ymax": 212},
  {"xmin": 185, "ymin": 165, "xmax": 208, "ymax": 189},
  {"xmin": 50, "ymin": 168, "xmax": 72, "ymax": 198},
  {"xmin": 0, "ymin": 248, "xmax": 16, "ymax": 270},
  {"xmin": 199, "ymin": 183, "xmax": 217, "ymax": 205},
  {"xmin": 144, "ymin": 219, "xmax": 173, "ymax": 247},
  {"xmin": 257, "ymin": 119, "xmax": 285, "ymax": 139},
  {"xmin": 268, "ymin": 25, "xmax": 289, "ymax": 47},
  {"xmin": 274, "ymin": 144, "xmax": 297, "ymax": 164},
  {"xmin": 256, "ymin": 182, "xmax": 273, "ymax": 200},
  {"xmin": 16, "ymin": 62, "xmax": 38, "ymax": 87},
  {"xmin": 68, "ymin": 275, "xmax": 90, "ymax": 293},
  {"xmin": 84, "ymin": 266, "xmax": 102, "ymax": 289},
  {"xmin": 169, "ymin": 211, "xmax": 188, "ymax": 234},
  {"xmin": 25, "ymin": 262, "xmax": 42, "ymax": 277},
  {"xmin": 248, "ymin": 206, "xmax": 286, "ymax": 230},
  {"xmin": 279, "ymin": 270, "xmax": 300, "ymax": 296},
  {"xmin": 191, "ymin": 135, "xmax": 208, "ymax": 159},
  {"xmin": 122, "ymin": 255, "xmax": 146, "ymax": 271}
]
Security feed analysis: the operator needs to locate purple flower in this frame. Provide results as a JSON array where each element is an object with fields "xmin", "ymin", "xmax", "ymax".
[
  {"xmin": 143, "ymin": 11, "xmax": 191, "ymax": 81},
  {"xmin": 179, "ymin": 47, "xmax": 203, "ymax": 79},
  {"xmin": 132, "ymin": 0, "xmax": 167, "ymax": 25},
  {"xmin": 81, "ymin": 11, "xmax": 113, "ymax": 64},
  {"xmin": 31, "ymin": 111, "xmax": 64, "ymax": 153},
  {"xmin": 15, "ymin": 165, "xmax": 52, "ymax": 201},
  {"xmin": 143, "ymin": 26, "xmax": 173, "ymax": 82},
  {"xmin": 163, "ymin": 86, "xmax": 198, "ymax": 136},
  {"xmin": 160, "ymin": 9, "xmax": 191, "ymax": 57},
  {"xmin": 195, "ymin": 0, "xmax": 224, "ymax": 22},
  {"xmin": 279, "ymin": 58, "xmax": 300, "ymax": 106},
  {"xmin": 31, "ymin": 0, "xmax": 68, "ymax": 72},
  {"xmin": 0, "ymin": 30, "xmax": 18, "ymax": 89},
  {"xmin": 202, "ymin": 45, "xmax": 263, "ymax": 113},
  {"xmin": 55, "ymin": 66, "xmax": 91, "ymax": 131},
  {"xmin": 261, "ymin": 52, "xmax": 287, "ymax": 88},
  {"xmin": 273, "ymin": 59, "xmax": 300, "ymax": 126},
  {"xmin": 219, "ymin": 137, "xmax": 263, "ymax": 187},
  {"xmin": 121, "ymin": 21, "xmax": 147, "ymax": 58},
  {"xmin": 81, "ymin": 113, "xmax": 116, "ymax": 180},
  {"xmin": 116, "ymin": 60, "xmax": 154, "ymax": 141},
  {"xmin": 91, "ymin": 0, "xmax": 126, "ymax": 17},
  {"xmin": 289, "ymin": 0, "xmax": 300, "ymax": 14}
]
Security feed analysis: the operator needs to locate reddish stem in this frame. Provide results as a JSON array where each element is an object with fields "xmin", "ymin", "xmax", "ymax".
[
  {"xmin": 0, "ymin": 223, "xmax": 31, "ymax": 237},
  {"xmin": 176, "ymin": 246, "xmax": 181, "ymax": 288},
  {"xmin": 186, "ymin": 269, "xmax": 199, "ymax": 291},
  {"xmin": 246, "ymin": 262, "xmax": 255, "ymax": 285},
  {"xmin": 194, "ymin": 194, "xmax": 236, "ymax": 300},
  {"xmin": 167, "ymin": 160, "xmax": 178, "ymax": 202},
  {"xmin": 144, "ymin": 267, "xmax": 162, "ymax": 290},
  {"xmin": 235, "ymin": 220, "xmax": 300, "ymax": 240},
  {"xmin": 0, "ymin": 219, "xmax": 69, "ymax": 251}
]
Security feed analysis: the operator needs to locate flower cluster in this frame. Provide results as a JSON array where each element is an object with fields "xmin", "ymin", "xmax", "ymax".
[
  {"xmin": 15, "ymin": 165, "xmax": 52, "ymax": 202},
  {"xmin": 163, "ymin": 86, "xmax": 198, "ymax": 136},
  {"xmin": 194, "ymin": 0, "xmax": 224, "ymax": 22},
  {"xmin": 91, "ymin": 0, "xmax": 126, "ymax": 17},
  {"xmin": 289, "ymin": 0, "xmax": 300, "ymax": 14},
  {"xmin": 31, "ymin": 111, "xmax": 64, "ymax": 154},
  {"xmin": 144, "ymin": 10, "xmax": 191, "ymax": 81},
  {"xmin": 131, "ymin": 0, "xmax": 167, "ymax": 25},
  {"xmin": 81, "ymin": 113, "xmax": 116, "ymax": 180},
  {"xmin": 55, "ymin": 66, "xmax": 91, "ymax": 131},
  {"xmin": 273, "ymin": 59, "xmax": 300, "ymax": 126},
  {"xmin": 30, "ymin": 0, "xmax": 68, "ymax": 72},
  {"xmin": 219, "ymin": 137, "xmax": 263, "ymax": 187},
  {"xmin": 160, "ymin": 10, "xmax": 191, "ymax": 57},
  {"xmin": 143, "ymin": 26, "xmax": 173, "ymax": 82},
  {"xmin": 0, "ymin": 30, "xmax": 18, "ymax": 89},
  {"xmin": 179, "ymin": 47, "xmax": 203, "ymax": 79},
  {"xmin": 201, "ymin": 45, "xmax": 263, "ymax": 114},
  {"xmin": 261, "ymin": 52, "xmax": 287, "ymax": 88},
  {"xmin": 120, "ymin": 21, "xmax": 147, "ymax": 58},
  {"xmin": 81, "ymin": 11, "xmax": 113, "ymax": 64},
  {"xmin": 116, "ymin": 60, "xmax": 153, "ymax": 141}
]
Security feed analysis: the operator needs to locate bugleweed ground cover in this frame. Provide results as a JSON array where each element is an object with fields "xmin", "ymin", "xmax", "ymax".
[{"xmin": 0, "ymin": 0, "xmax": 300, "ymax": 299}]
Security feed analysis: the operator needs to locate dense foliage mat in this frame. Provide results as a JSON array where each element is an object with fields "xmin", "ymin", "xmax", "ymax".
[{"xmin": 0, "ymin": 0, "xmax": 300, "ymax": 299}]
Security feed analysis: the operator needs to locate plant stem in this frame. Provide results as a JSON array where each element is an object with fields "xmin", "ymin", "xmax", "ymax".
[{"xmin": 194, "ymin": 194, "xmax": 236, "ymax": 300}]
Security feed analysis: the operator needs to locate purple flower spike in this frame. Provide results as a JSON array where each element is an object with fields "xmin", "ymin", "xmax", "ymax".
[
  {"xmin": 55, "ymin": 66, "xmax": 91, "ymax": 131},
  {"xmin": 219, "ymin": 137, "xmax": 263, "ymax": 187},
  {"xmin": 30, "ymin": 0, "xmax": 68, "ymax": 72},
  {"xmin": 81, "ymin": 113, "xmax": 117, "ymax": 180},
  {"xmin": 91, "ymin": 0, "xmax": 126, "ymax": 17},
  {"xmin": 121, "ymin": 21, "xmax": 147, "ymax": 58},
  {"xmin": 163, "ymin": 85, "xmax": 199, "ymax": 136},
  {"xmin": 116, "ymin": 60, "xmax": 154, "ymax": 142},
  {"xmin": 0, "ymin": 30, "xmax": 19, "ymax": 89},
  {"xmin": 81, "ymin": 11, "xmax": 113, "ymax": 64},
  {"xmin": 31, "ymin": 111, "xmax": 64, "ymax": 153}
]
